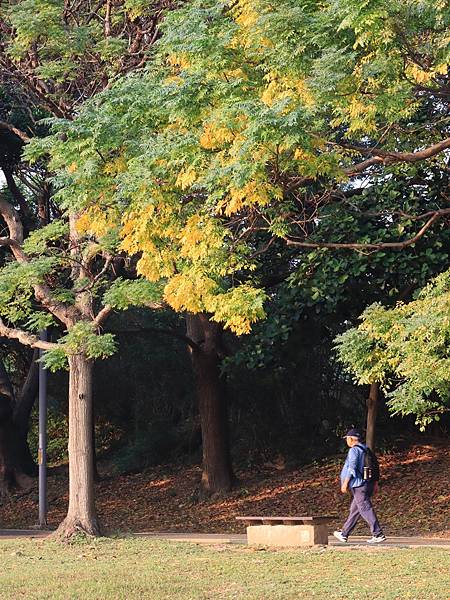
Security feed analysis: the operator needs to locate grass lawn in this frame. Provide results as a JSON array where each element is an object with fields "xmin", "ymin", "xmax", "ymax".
[{"xmin": 0, "ymin": 538, "xmax": 448, "ymax": 599}]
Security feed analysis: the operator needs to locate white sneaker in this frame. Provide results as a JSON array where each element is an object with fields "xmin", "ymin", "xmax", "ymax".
[
  {"xmin": 367, "ymin": 534, "xmax": 386, "ymax": 544},
  {"xmin": 333, "ymin": 530, "xmax": 348, "ymax": 543}
]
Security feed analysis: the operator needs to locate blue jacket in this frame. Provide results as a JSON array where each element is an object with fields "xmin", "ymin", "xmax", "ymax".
[{"xmin": 340, "ymin": 443, "xmax": 367, "ymax": 488}]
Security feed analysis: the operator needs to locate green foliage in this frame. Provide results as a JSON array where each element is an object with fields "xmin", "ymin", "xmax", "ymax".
[
  {"xmin": 32, "ymin": 0, "xmax": 448, "ymax": 338},
  {"xmin": 61, "ymin": 322, "xmax": 117, "ymax": 360},
  {"xmin": 0, "ymin": 257, "xmax": 59, "ymax": 324},
  {"xmin": 22, "ymin": 220, "xmax": 68, "ymax": 255},
  {"xmin": 335, "ymin": 269, "xmax": 450, "ymax": 429},
  {"xmin": 232, "ymin": 169, "xmax": 450, "ymax": 374},
  {"xmin": 40, "ymin": 346, "xmax": 68, "ymax": 372},
  {"xmin": 112, "ymin": 422, "xmax": 178, "ymax": 474},
  {"xmin": 103, "ymin": 278, "xmax": 164, "ymax": 310},
  {"xmin": 39, "ymin": 323, "xmax": 117, "ymax": 371},
  {"xmin": 8, "ymin": 0, "xmax": 449, "ymax": 440},
  {"xmin": 2, "ymin": 0, "xmax": 172, "ymax": 111},
  {"xmin": 28, "ymin": 408, "xmax": 69, "ymax": 464}
]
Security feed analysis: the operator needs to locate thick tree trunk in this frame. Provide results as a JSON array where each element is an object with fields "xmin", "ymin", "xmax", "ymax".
[
  {"xmin": 0, "ymin": 357, "xmax": 37, "ymax": 494},
  {"xmin": 186, "ymin": 313, "xmax": 234, "ymax": 498},
  {"xmin": 0, "ymin": 399, "xmax": 35, "ymax": 495},
  {"xmin": 0, "ymin": 394, "xmax": 18, "ymax": 496},
  {"xmin": 56, "ymin": 354, "xmax": 101, "ymax": 537},
  {"xmin": 366, "ymin": 382, "xmax": 379, "ymax": 451}
]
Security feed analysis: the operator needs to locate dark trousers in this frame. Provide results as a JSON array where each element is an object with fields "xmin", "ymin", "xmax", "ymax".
[{"xmin": 342, "ymin": 481, "xmax": 383, "ymax": 537}]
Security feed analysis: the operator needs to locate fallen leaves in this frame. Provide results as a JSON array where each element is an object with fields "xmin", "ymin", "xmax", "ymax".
[{"xmin": 0, "ymin": 443, "xmax": 448, "ymax": 538}]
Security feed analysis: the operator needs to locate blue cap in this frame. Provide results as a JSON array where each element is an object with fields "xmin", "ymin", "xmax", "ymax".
[{"xmin": 342, "ymin": 428, "xmax": 362, "ymax": 439}]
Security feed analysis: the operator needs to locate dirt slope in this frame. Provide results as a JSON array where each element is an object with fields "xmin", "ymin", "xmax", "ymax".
[{"xmin": 1, "ymin": 442, "xmax": 448, "ymax": 537}]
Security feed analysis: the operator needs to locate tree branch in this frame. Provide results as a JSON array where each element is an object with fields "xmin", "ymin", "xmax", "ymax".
[
  {"xmin": 0, "ymin": 319, "xmax": 59, "ymax": 350},
  {"xmin": 1, "ymin": 168, "xmax": 34, "ymax": 224},
  {"xmin": 92, "ymin": 305, "xmax": 114, "ymax": 328},
  {"xmin": 0, "ymin": 195, "xmax": 80, "ymax": 326},
  {"xmin": 342, "ymin": 137, "xmax": 450, "ymax": 176},
  {"xmin": 109, "ymin": 326, "xmax": 200, "ymax": 351},
  {"xmin": 284, "ymin": 208, "xmax": 450, "ymax": 251},
  {"xmin": 0, "ymin": 120, "xmax": 30, "ymax": 142}
]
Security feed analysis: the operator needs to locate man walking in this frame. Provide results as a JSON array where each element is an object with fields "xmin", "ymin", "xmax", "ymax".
[{"xmin": 333, "ymin": 428, "xmax": 386, "ymax": 544}]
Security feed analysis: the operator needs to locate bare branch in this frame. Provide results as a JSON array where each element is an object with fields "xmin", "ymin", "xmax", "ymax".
[
  {"xmin": 1, "ymin": 168, "xmax": 34, "ymax": 223},
  {"xmin": 342, "ymin": 137, "xmax": 450, "ymax": 176},
  {"xmin": 0, "ymin": 318, "xmax": 59, "ymax": 350},
  {"xmin": 92, "ymin": 304, "xmax": 114, "ymax": 328},
  {"xmin": 285, "ymin": 208, "xmax": 450, "ymax": 251},
  {"xmin": 110, "ymin": 326, "xmax": 200, "ymax": 351},
  {"xmin": 0, "ymin": 120, "xmax": 30, "ymax": 142}
]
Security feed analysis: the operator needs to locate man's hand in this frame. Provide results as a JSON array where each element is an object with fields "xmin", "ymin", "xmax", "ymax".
[{"xmin": 341, "ymin": 483, "xmax": 348, "ymax": 494}]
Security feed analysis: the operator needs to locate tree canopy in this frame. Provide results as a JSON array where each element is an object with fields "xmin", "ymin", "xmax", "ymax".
[
  {"xmin": 28, "ymin": 0, "xmax": 449, "ymax": 338},
  {"xmin": 335, "ymin": 268, "xmax": 450, "ymax": 429}
]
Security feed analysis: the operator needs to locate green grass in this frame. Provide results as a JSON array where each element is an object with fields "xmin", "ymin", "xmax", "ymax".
[{"xmin": 0, "ymin": 538, "xmax": 448, "ymax": 599}]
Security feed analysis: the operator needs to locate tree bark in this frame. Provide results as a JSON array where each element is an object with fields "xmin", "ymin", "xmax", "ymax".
[
  {"xmin": 186, "ymin": 313, "xmax": 234, "ymax": 498},
  {"xmin": 56, "ymin": 354, "xmax": 102, "ymax": 537},
  {"xmin": 0, "ymin": 416, "xmax": 34, "ymax": 495},
  {"xmin": 0, "ymin": 356, "xmax": 37, "ymax": 494},
  {"xmin": 0, "ymin": 391, "xmax": 18, "ymax": 496},
  {"xmin": 366, "ymin": 382, "xmax": 379, "ymax": 451},
  {"xmin": 14, "ymin": 351, "xmax": 39, "ymax": 476}
]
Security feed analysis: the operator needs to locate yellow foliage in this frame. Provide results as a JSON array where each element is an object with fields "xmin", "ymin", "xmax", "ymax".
[
  {"xmin": 407, "ymin": 64, "xmax": 433, "ymax": 84},
  {"xmin": 406, "ymin": 62, "xmax": 447, "ymax": 84},
  {"xmin": 103, "ymin": 156, "xmax": 128, "ymax": 175},
  {"xmin": 295, "ymin": 79, "xmax": 315, "ymax": 107},
  {"xmin": 251, "ymin": 145, "xmax": 271, "ymax": 162},
  {"xmin": 220, "ymin": 180, "xmax": 280, "ymax": 216},
  {"xmin": 261, "ymin": 80, "xmax": 291, "ymax": 106},
  {"xmin": 167, "ymin": 54, "xmax": 190, "ymax": 69},
  {"xmin": 200, "ymin": 123, "xmax": 235, "ymax": 150},
  {"xmin": 164, "ymin": 272, "xmax": 217, "ymax": 313},
  {"xmin": 164, "ymin": 75, "xmax": 183, "ymax": 86},
  {"xmin": 175, "ymin": 167, "xmax": 197, "ymax": 190},
  {"xmin": 179, "ymin": 215, "xmax": 225, "ymax": 260},
  {"xmin": 67, "ymin": 162, "xmax": 78, "ymax": 173},
  {"xmin": 434, "ymin": 62, "xmax": 448, "ymax": 75},
  {"xmin": 224, "ymin": 68, "xmax": 248, "ymax": 80},
  {"xmin": 136, "ymin": 251, "xmax": 176, "ymax": 281},
  {"xmin": 344, "ymin": 97, "xmax": 377, "ymax": 134},
  {"xmin": 75, "ymin": 206, "xmax": 119, "ymax": 238},
  {"xmin": 232, "ymin": 0, "xmax": 259, "ymax": 29},
  {"xmin": 261, "ymin": 73, "xmax": 314, "ymax": 108},
  {"xmin": 294, "ymin": 148, "xmax": 311, "ymax": 161}
]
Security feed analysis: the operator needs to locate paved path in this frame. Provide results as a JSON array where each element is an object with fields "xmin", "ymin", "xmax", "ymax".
[
  {"xmin": 135, "ymin": 532, "xmax": 450, "ymax": 549},
  {"xmin": 1, "ymin": 529, "xmax": 449, "ymax": 549}
]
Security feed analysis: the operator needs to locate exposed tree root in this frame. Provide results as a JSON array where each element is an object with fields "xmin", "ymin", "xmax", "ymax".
[{"xmin": 53, "ymin": 516, "xmax": 103, "ymax": 541}]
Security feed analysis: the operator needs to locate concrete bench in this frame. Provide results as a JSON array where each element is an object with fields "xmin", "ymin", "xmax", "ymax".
[{"xmin": 236, "ymin": 516, "xmax": 334, "ymax": 547}]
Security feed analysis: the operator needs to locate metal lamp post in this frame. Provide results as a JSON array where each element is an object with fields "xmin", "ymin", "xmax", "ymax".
[{"xmin": 38, "ymin": 330, "xmax": 48, "ymax": 528}]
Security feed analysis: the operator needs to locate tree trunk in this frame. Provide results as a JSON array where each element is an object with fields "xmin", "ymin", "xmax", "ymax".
[
  {"xmin": 0, "ymin": 393, "xmax": 17, "ymax": 496},
  {"xmin": 186, "ymin": 313, "xmax": 234, "ymax": 498},
  {"xmin": 366, "ymin": 382, "xmax": 379, "ymax": 451},
  {"xmin": 0, "ymin": 357, "xmax": 37, "ymax": 494},
  {"xmin": 14, "ymin": 351, "xmax": 39, "ymax": 477},
  {"xmin": 56, "ymin": 354, "xmax": 101, "ymax": 537},
  {"xmin": 92, "ymin": 419, "xmax": 100, "ymax": 483},
  {"xmin": 0, "ymin": 399, "xmax": 35, "ymax": 494}
]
